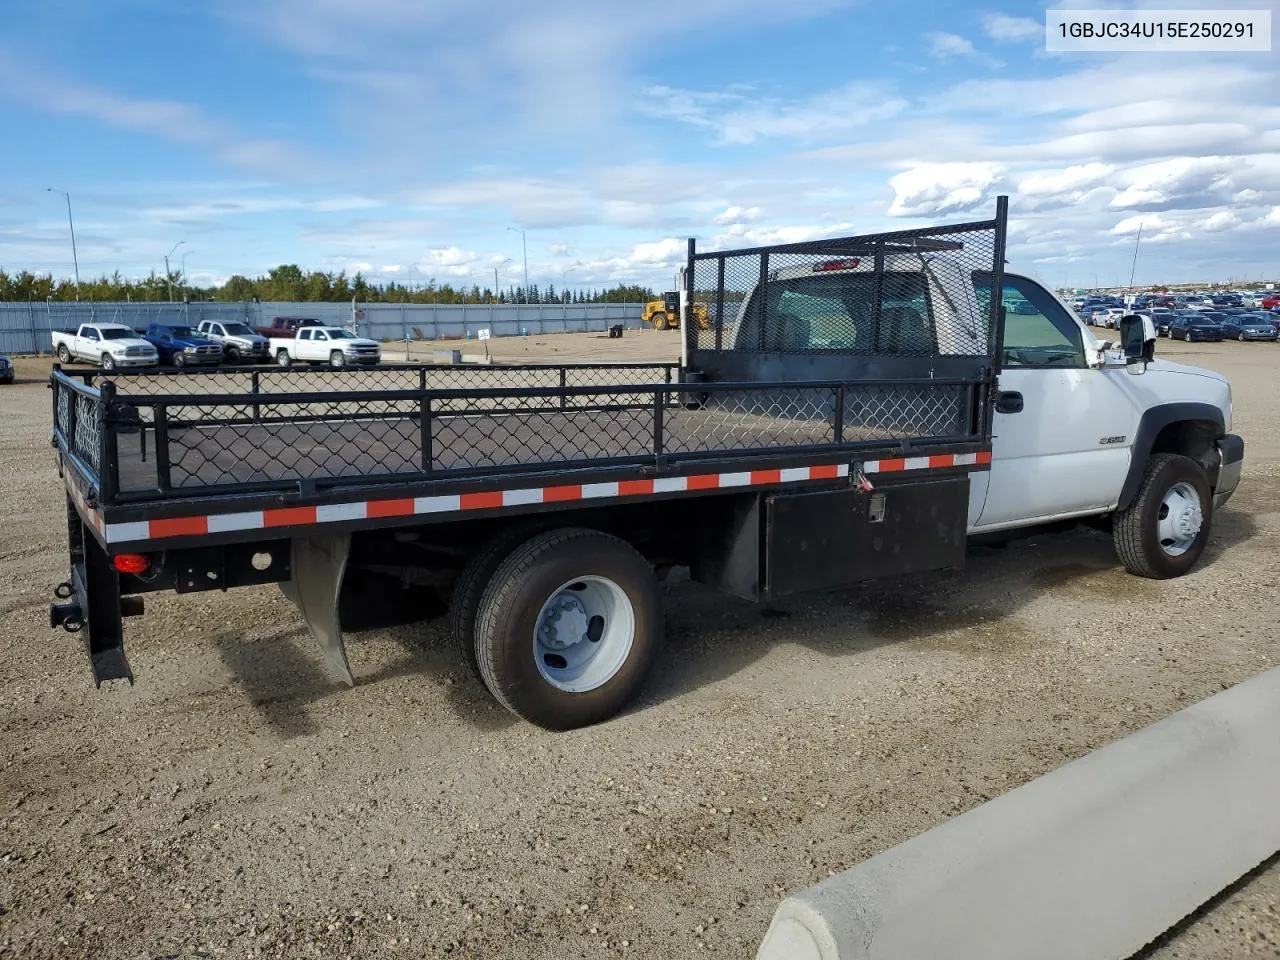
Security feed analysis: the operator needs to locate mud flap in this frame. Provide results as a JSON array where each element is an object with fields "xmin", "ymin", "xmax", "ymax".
[{"xmin": 282, "ymin": 533, "xmax": 355, "ymax": 685}]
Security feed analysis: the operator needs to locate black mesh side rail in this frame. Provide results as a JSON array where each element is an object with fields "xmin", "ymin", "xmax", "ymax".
[
  {"xmin": 685, "ymin": 199, "xmax": 1008, "ymax": 373},
  {"xmin": 103, "ymin": 377, "xmax": 987, "ymax": 501}
]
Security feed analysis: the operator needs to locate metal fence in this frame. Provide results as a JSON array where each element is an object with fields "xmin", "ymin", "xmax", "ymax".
[{"xmin": 0, "ymin": 301, "xmax": 644, "ymax": 355}]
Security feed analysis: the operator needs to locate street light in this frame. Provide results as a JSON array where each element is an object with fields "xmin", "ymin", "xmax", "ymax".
[
  {"xmin": 46, "ymin": 188, "xmax": 81, "ymax": 299},
  {"xmin": 506, "ymin": 226, "xmax": 528, "ymax": 303},
  {"xmin": 562, "ymin": 267, "xmax": 573, "ymax": 303},
  {"xmin": 180, "ymin": 251, "xmax": 193, "ymax": 300},
  {"xmin": 164, "ymin": 241, "xmax": 185, "ymax": 301},
  {"xmin": 495, "ymin": 257, "xmax": 512, "ymax": 302}
]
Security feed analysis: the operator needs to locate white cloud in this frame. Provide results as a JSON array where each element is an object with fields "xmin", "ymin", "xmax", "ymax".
[
  {"xmin": 1018, "ymin": 163, "xmax": 1115, "ymax": 198},
  {"xmin": 380, "ymin": 263, "xmax": 403, "ymax": 272},
  {"xmin": 425, "ymin": 246, "xmax": 477, "ymax": 267},
  {"xmin": 712, "ymin": 206, "xmax": 762, "ymax": 226},
  {"xmin": 926, "ymin": 32, "xmax": 975, "ymax": 59},
  {"xmin": 638, "ymin": 82, "xmax": 908, "ymax": 145},
  {"xmin": 982, "ymin": 13, "xmax": 1041, "ymax": 43},
  {"xmin": 889, "ymin": 162, "xmax": 1003, "ymax": 216}
]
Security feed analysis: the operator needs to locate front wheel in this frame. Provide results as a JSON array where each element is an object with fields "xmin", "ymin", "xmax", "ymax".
[
  {"xmin": 226, "ymin": 346, "xmax": 242, "ymax": 364},
  {"xmin": 329, "ymin": 350, "xmax": 346, "ymax": 369},
  {"xmin": 1113, "ymin": 453, "xmax": 1212, "ymax": 579},
  {"xmin": 57, "ymin": 344, "xmax": 72, "ymax": 363},
  {"xmin": 652, "ymin": 312, "xmax": 668, "ymax": 331},
  {"xmin": 100, "ymin": 353, "xmax": 115, "ymax": 372},
  {"xmin": 172, "ymin": 353, "xmax": 185, "ymax": 368},
  {"xmin": 276, "ymin": 350, "xmax": 292, "ymax": 368},
  {"xmin": 474, "ymin": 528, "xmax": 661, "ymax": 730}
]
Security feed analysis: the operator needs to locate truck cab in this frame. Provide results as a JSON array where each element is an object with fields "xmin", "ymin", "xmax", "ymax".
[
  {"xmin": 142, "ymin": 323, "xmax": 223, "ymax": 368},
  {"xmin": 713, "ymin": 250, "xmax": 1240, "ymax": 576}
]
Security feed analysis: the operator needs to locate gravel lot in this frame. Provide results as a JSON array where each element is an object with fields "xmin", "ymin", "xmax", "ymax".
[{"xmin": 2, "ymin": 334, "xmax": 1278, "ymax": 959}]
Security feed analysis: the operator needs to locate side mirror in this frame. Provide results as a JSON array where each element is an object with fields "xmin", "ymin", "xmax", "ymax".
[{"xmin": 1118, "ymin": 314, "xmax": 1156, "ymax": 374}]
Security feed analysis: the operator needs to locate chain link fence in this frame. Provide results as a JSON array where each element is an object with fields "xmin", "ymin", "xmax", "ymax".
[{"xmin": 0, "ymin": 301, "xmax": 644, "ymax": 355}]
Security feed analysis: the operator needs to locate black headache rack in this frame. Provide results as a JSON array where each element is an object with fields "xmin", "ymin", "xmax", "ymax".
[{"xmin": 684, "ymin": 198, "xmax": 1007, "ymax": 388}]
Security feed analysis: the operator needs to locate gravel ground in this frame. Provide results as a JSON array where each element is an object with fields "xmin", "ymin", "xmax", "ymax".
[{"xmin": 2, "ymin": 336, "xmax": 1278, "ymax": 959}]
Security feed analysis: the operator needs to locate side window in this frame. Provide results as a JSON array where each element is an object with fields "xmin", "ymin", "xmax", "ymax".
[
  {"xmin": 315, "ymin": 330, "xmax": 329, "ymax": 341},
  {"xmin": 212, "ymin": 324, "xmax": 224, "ymax": 336},
  {"xmin": 85, "ymin": 328, "xmax": 100, "ymax": 341},
  {"xmin": 299, "ymin": 329, "xmax": 312, "ymax": 341},
  {"xmin": 974, "ymin": 275, "xmax": 1085, "ymax": 368}
]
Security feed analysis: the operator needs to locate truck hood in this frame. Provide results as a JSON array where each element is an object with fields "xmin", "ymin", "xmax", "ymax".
[
  {"xmin": 105, "ymin": 337, "xmax": 157, "ymax": 350},
  {"xmin": 228, "ymin": 334, "xmax": 269, "ymax": 347},
  {"xmin": 1149, "ymin": 358, "xmax": 1228, "ymax": 385},
  {"xmin": 162, "ymin": 335, "xmax": 220, "ymax": 347}
]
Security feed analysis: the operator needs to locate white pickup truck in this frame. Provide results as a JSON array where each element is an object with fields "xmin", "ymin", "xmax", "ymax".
[
  {"xmin": 51, "ymin": 323, "xmax": 159, "ymax": 371},
  {"xmin": 712, "ymin": 255, "xmax": 1242, "ymax": 579},
  {"xmin": 270, "ymin": 326, "xmax": 381, "ymax": 368}
]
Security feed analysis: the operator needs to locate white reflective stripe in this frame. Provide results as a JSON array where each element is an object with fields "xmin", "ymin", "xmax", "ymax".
[
  {"xmin": 653, "ymin": 476, "xmax": 688, "ymax": 493},
  {"xmin": 207, "ymin": 511, "xmax": 264, "ymax": 533},
  {"xmin": 581, "ymin": 482, "xmax": 620, "ymax": 499},
  {"xmin": 863, "ymin": 460, "xmax": 881, "ymax": 473},
  {"xmin": 836, "ymin": 463, "xmax": 850, "ymax": 477},
  {"xmin": 503, "ymin": 488, "xmax": 543, "ymax": 506},
  {"xmin": 720, "ymin": 472, "xmax": 752, "ymax": 487},
  {"xmin": 104, "ymin": 521, "xmax": 149, "ymax": 543},
  {"xmin": 317, "ymin": 502, "xmax": 368, "ymax": 523},
  {"xmin": 953, "ymin": 452, "xmax": 978, "ymax": 466},
  {"xmin": 780, "ymin": 467, "xmax": 810, "ymax": 482},
  {"xmin": 415, "ymin": 495, "xmax": 461, "ymax": 513},
  {"xmin": 905, "ymin": 456, "xmax": 931, "ymax": 471}
]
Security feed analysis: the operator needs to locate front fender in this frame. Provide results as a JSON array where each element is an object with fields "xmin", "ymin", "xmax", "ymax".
[{"xmin": 1117, "ymin": 402, "xmax": 1225, "ymax": 511}]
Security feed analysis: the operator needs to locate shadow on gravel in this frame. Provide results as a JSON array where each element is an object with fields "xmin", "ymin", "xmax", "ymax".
[{"xmin": 636, "ymin": 509, "xmax": 1260, "ymax": 715}]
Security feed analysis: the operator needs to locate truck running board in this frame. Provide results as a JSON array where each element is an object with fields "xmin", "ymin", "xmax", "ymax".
[{"xmin": 280, "ymin": 533, "xmax": 356, "ymax": 686}]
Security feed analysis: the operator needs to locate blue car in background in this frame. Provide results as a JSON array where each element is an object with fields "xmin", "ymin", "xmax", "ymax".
[
  {"xmin": 142, "ymin": 322, "xmax": 224, "ymax": 367},
  {"xmin": 1168, "ymin": 315, "xmax": 1225, "ymax": 342},
  {"xmin": 1220, "ymin": 314, "xmax": 1280, "ymax": 341},
  {"xmin": 0, "ymin": 353, "xmax": 13, "ymax": 384}
]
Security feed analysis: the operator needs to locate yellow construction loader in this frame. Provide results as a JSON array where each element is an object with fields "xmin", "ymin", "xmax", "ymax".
[{"xmin": 641, "ymin": 291, "xmax": 709, "ymax": 330}]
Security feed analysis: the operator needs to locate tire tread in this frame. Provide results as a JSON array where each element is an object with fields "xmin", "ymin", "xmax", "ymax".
[{"xmin": 1113, "ymin": 453, "xmax": 1210, "ymax": 579}]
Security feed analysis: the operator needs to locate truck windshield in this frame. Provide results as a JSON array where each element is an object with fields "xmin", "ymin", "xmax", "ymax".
[
  {"xmin": 100, "ymin": 329, "xmax": 133, "ymax": 340},
  {"xmin": 161, "ymin": 327, "xmax": 194, "ymax": 338},
  {"xmin": 222, "ymin": 323, "xmax": 254, "ymax": 335}
]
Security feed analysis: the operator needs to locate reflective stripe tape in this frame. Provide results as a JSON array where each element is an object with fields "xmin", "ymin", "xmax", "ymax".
[
  {"xmin": 863, "ymin": 452, "xmax": 991, "ymax": 474},
  {"xmin": 84, "ymin": 458, "xmax": 976, "ymax": 545}
]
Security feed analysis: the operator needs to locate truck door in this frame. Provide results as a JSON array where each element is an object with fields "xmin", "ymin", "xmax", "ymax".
[{"xmin": 972, "ymin": 274, "xmax": 1135, "ymax": 529}]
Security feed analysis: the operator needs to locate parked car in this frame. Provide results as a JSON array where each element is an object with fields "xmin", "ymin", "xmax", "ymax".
[
  {"xmin": 50, "ymin": 324, "xmax": 159, "ymax": 370},
  {"xmin": 1220, "ymin": 314, "xmax": 1280, "ymax": 341},
  {"xmin": 0, "ymin": 353, "xmax": 13, "ymax": 385},
  {"xmin": 270, "ymin": 326, "xmax": 381, "ymax": 368},
  {"xmin": 252, "ymin": 316, "xmax": 324, "ymax": 339},
  {"xmin": 142, "ymin": 323, "xmax": 223, "ymax": 367},
  {"xmin": 196, "ymin": 320, "xmax": 270, "ymax": 363},
  {"xmin": 1168, "ymin": 315, "xmax": 1224, "ymax": 342},
  {"xmin": 1092, "ymin": 308, "xmax": 1126, "ymax": 329},
  {"xmin": 1261, "ymin": 294, "xmax": 1280, "ymax": 310}
]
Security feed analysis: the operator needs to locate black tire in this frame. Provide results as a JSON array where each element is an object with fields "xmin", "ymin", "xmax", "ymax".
[
  {"xmin": 172, "ymin": 352, "xmax": 185, "ymax": 368},
  {"xmin": 226, "ymin": 346, "xmax": 241, "ymax": 364},
  {"xmin": 276, "ymin": 350, "xmax": 291, "ymax": 368},
  {"xmin": 474, "ymin": 528, "xmax": 661, "ymax": 730},
  {"xmin": 652, "ymin": 312, "xmax": 668, "ymax": 331},
  {"xmin": 57, "ymin": 344, "xmax": 72, "ymax": 363},
  {"xmin": 1113, "ymin": 453, "xmax": 1212, "ymax": 579},
  {"xmin": 100, "ymin": 353, "xmax": 115, "ymax": 372},
  {"xmin": 330, "ymin": 350, "xmax": 346, "ymax": 369},
  {"xmin": 448, "ymin": 523, "xmax": 544, "ymax": 680}
]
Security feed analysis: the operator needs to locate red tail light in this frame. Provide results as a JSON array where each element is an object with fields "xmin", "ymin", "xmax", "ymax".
[
  {"xmin": 812, "ymin": 258, "xmax": 860, "ymax": 272},
  {"xmin": 113, "ymin": 554, "xmax": 149, "ymax": 574}
]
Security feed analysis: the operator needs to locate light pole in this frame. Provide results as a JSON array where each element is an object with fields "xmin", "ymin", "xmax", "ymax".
[
  {"xmin": 495, "ymin": 257, "xmax": 512, "ymax": 302},
  {"xmin": 506, "ymin": 226, "xmax": 528, "ymax": 303},
  {"xmin": 46, "ymin": 188, "xmax": 81, "ymax": 299},
  {"xmin": 164, "ymin": 241, "xmax": 184, "ymax": 302},
  {"xmin": 180, "ymin": 251, "xmax": 192, "ymax": 300}
]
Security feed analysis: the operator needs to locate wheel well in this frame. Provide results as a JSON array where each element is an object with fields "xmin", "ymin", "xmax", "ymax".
[{"xmin": 1150, "ymin": 420, "xmax": 1218, "ymax": 476}]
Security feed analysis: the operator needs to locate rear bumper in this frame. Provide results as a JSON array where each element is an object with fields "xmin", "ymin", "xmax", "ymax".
[{"xmin": 1214, "ymin": 434, "xmax": 1244, "ymax": 509}]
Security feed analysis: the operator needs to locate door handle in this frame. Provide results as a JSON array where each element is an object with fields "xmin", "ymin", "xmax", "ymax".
[{"xmin": 996, "ymin": 391, "xmax": 1024, "ymax": 414}]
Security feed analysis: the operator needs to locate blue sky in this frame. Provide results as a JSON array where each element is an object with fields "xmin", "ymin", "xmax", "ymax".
[{"xmin": 1, "ymin": 0, "xmax": 1278, "ymax": 292}]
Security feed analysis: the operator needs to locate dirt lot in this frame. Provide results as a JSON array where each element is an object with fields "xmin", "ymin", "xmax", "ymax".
[{"xmin": 2, "ymin": 334, "xmax": 1278, "ymax": 959}]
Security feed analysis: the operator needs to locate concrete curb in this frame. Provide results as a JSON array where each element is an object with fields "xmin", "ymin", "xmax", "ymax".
[{"xmin": 757, "ymin": 667, "xmax": 1280, "ymax": 960}]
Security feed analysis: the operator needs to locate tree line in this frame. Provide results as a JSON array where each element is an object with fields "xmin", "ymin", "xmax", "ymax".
[{"xmin": 0, "ymin": 265, "xmax": 658, "ymax": 305}]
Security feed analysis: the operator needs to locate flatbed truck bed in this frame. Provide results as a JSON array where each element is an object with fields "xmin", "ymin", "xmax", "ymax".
[{"xmin": 48, "ymin": 205, "xmax": 1009, "ymax": 729}]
